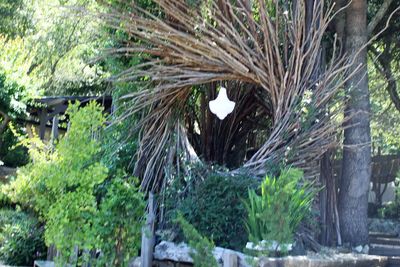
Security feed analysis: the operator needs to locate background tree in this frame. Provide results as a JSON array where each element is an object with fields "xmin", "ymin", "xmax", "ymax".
[{"xmin": 339, "ymin": 0, "xmax": 371, "ymax": 245}]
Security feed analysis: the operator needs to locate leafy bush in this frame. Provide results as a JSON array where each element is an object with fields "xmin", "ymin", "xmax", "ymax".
[
  {"xmin": 6, "ymin": 102, "xmax": 145, "ymax": 265},
  {"xmin": 378, "ymin": 202, "xmax": 400, "ymax": 219},
  {"xmin": 0, "ymin": 127, "xmax": 29, "ymax": 168},
  {"xmin": 94, "ymin": 176, "xmax": 145, "ymax": 266},
  {"xmin": 243, "ymin": 168, "xmax": 315, "ymax": 246},
  {"xmin": 174, "ymin": 213, "xmax": 218, "ymax": 267},
  {"xmin": 0, "ymin": 209, "xmax": 46, "ymax": 266},
  {"xmin": 171, "ymin": 171, "xmax": 257, "ymax": 250}
]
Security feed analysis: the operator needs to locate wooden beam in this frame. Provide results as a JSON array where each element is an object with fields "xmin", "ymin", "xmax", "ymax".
[
  {"xmin": 38, "ymin": 109, "xmax": 48, "ymax": 140},
  {"xmin": 141, "ymin": 193, "xmax": 155, "ymax": 267}
]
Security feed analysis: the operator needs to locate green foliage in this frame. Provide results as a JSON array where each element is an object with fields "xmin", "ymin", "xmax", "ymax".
[
  {"xmin": 6, "ymin": 102, "xmax": 145, "ymax": 265},
  {"xmin": 174, "ymin": 213, "xmax": 218, "ymax": 267},
  {"xmin": 0, "ymin": 0, "xmax": 32, "ymax": 38},
  {"xmin": 243, "ymin": 168, "xmax": 315, "ymax": 246},
  {"xmin": 378, "ymin": 175, "xmax": 400, "ymax": 219},
  {"xmin": 0, "ymin": 209, "xmax": 46, "ymax": 266},
  {"xmin": 7, "ymin": 102, "xmax": 107, "ymax": 263},
  {"xmin": 0, "ymin": 72, "xmax": 27, "ymax": 119},
  {"xmin": 0, "ymin": 185, "xmax": 13, "ymax": 208},
  {"xmin": 369, "ymin": 59, "xmax": 400, "ymax": 155},
  {"xmin": 0, "ymin": 0, "xmax": 108, "ymax": 96},
  {"xmin": 172, "ymin": 171, "xmax": 257, "ymax": 250},
  {"xmin": 378, "ymin": 202, "xmax": 400, "ymax": 219},
  {"xmin": 0, "ymin": 126, "xmax": 29, "ymax": 167},
  {"xmin": 94, "ymin": 176, "xmax": 145, "ymax": 266},
  {"xmin": 0, "ymin": 71, "xmax": 29, "ymax": 167}
]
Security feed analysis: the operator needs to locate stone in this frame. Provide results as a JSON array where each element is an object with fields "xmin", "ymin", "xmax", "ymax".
[
  {"xmin": 368, "ymin": 218, "xmax": 400, "ymax": 236},
  {"xmin": 128, "ymin": 257, "xmax": 141, "ymax": 267},
  {"xmin": 362, "ymin": 245, "xmax": 369, "ymax": 254},
  {"xmin": 153, "ymin": 241, "xmax": 193, "ymax": 263},
  {"xmin": 354, "ymin": 245, "xmax": 363, "ymax": 253},
  {"xmin": 246, "ymin": 240, "xmax": 293, "ymax": 253},
  {"xmin": 153, "ymin": 241, "xmax": 254, "ymax": 267},
  {"xmin": 258, "ymin": 253, "xmax": 387, "ymax": 267},
  {"xmin": 213, "ymin": 247, "xmax": 253, "ymax": 267}
]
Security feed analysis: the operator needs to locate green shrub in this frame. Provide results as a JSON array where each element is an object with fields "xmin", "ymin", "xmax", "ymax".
[
  {"xmin": 0, "ymin": 127, "xmax": 29, "ymax": 168},
  {"xmin": 0, "ymin": 185, "xmax": 13, "ymax": 208},
  {"xmin": 243, "ymin": 168, "xmax": 315, "ymax": 247},
  {"xmin": 172, "ymin": 171, "xmax": 257, "ymax": 250},
  {"xmin": 174, "ymin": 213, "xmax": 218, "ymax": 267},
  {"xmin": 6, "ymin": 102, "xmax": 145, "ymax": 266},
  {"xmin": 94, "ymin": 176, "xmax": 145, "ymax": 266},
  {"xmin": 0, "ymin": 209, "xmax": 46, "ymax": 266},
  {"xmin": 378, "ymin": 202, "xmax": 400, "ymax": 219}
]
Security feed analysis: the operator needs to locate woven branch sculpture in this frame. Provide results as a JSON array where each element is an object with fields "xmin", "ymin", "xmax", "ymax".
[{"xmin": 103, "ymin": 0, "xmax": 357, "ymax": 192}]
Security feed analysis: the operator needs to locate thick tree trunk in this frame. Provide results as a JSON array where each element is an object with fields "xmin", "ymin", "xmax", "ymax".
[{"xmin": 339, "ymin": 0, "xmax": 371, "ymax": 245}]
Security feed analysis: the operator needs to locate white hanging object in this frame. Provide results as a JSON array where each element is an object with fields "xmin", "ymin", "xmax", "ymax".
[{"xmin": 209, "ymin": 87, "xmax": 235, "ymax": 120}]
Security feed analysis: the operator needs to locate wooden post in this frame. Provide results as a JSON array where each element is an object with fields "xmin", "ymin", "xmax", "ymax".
[
  {"xmin": 141, "ymin": 193, "xmax": 155, "ymax": 267},
  {"xmin": 38, "ymin": 109, "xmax": 48, "ymax": 140},
  {"xmin": 51, "ymin": 115, "xmax": 59, "ymax": 143}
]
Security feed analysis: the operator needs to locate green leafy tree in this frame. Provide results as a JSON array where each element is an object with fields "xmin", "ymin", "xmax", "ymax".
[
  {"xmin": 0, "ymin": 71, "xmax": 29, "ymax": 167},
  {"xmin": 0, "ymin": 0, "xmax": 32, "ymax": 38},
  {"xmin": 0, "ymin": 0, "xmax": 108, "ymax": 96}
]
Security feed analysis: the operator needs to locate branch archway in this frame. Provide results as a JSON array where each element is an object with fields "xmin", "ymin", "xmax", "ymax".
[{"xmin": 104, "ymin": 0, "xmax": 356, "ymax": 192}]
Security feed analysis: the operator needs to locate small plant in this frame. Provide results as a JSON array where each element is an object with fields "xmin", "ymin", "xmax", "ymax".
[
  {"xmin": 174, "ymin": 213, "xmax": 218, "ymax": 267},
  {"xmin": 0, "ymin": 209, "xmax": 46, "ymax": 266},
  {"xmin": 243, "ymin": 168, "xmax": 315, "ymax": 254},
  {"xmin": 94, "ymin": 176, "xmax": 145, "ymax": 266}
]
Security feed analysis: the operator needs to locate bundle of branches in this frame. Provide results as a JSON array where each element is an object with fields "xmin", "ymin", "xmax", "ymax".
[{"xmin": 102, "ymin": 0, "xmax": 358, "ymax": 192}]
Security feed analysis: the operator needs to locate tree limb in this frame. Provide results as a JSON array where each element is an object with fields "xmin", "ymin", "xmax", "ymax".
[
  {"xmin": 370, "ymin": 45, "xmax": 400, "ymax": 112},
  {"xmin": 368, "ymin": 0, "xmax": 394, "ymax": 36}
]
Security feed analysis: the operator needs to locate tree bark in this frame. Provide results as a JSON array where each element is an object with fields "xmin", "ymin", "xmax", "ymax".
[
  {"xmin": 0, "ymin": 110, "xmax": 11, "ymax": 153},
  {"xmin": 339, "ymin": 0, "xmax": 371, "ymax": 245}
]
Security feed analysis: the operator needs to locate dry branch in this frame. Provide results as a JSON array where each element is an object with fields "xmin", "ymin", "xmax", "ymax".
[{"xmin": 100, "ymin": 0, "xmax": 358, "ymax": 192}]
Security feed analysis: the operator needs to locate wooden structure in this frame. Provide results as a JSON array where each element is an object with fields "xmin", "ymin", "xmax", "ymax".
[
  {"xmin": 334, "ymin": 154, "xmax": 400, "ymax": 205},
  {"xmin": 27, "ymin": 96, "xmax": 112, "ymax": 140}
]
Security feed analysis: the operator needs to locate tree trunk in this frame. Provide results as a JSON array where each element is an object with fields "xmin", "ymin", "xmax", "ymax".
[
  {"xmin": 339, "ymin": 0, "xmax": 371, "ymax": 246},
  {"xmin": 0, "ymin": 110, "xmax": 11, "ymax": 153}
]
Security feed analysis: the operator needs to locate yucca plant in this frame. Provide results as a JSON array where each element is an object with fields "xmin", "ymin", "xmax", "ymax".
[{"xmin": 244, "ymin": 168, "xmax": 315, "ymax": 248}]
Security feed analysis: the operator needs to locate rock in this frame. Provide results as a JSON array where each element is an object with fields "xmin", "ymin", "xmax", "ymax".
[
  {"xmin": 368, "ymin": 218, "xmax": 400, "ymax": 236},
  {"xmin": 246, "ymin": 240, "xmax": 293, "ymax": 252},
  {"xmin": 154, "ymin": 241, "xmax": 193, "ymax": 263},
  {"xmin": 258, "ymin": 253, "xmax": 387, "ymax": 267},
  {"xmin": 354, "ymin": 245, "xmax": 363, "ymax": 253},
  {"xmin": 213, "ymin": 247, "xmax": 253, "ymax": 267},
  {"xmin": 154, "ymin": 241, "xmax": 254, "ymax": 267},
  {"xmin": 362, "ymin": 245, "xmax": 369, "ymax": 254},
  {"xmin": 128, "ymin": 257, "xmax": 141, "ymax": 267}
]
